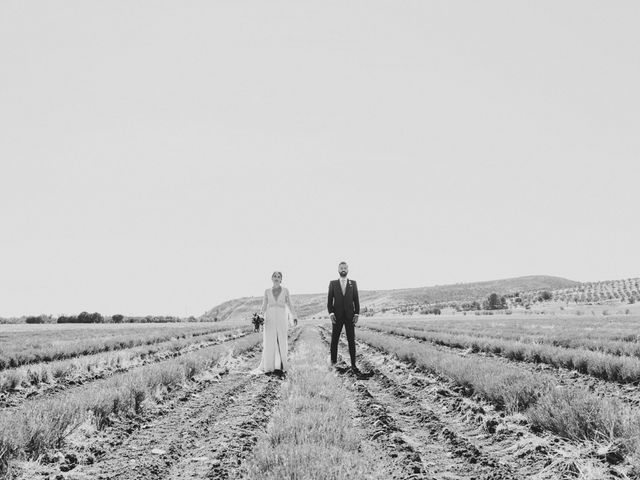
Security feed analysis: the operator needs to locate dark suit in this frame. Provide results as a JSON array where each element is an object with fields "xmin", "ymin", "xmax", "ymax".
[{"xmin": 327, "ymin": 278, "xmax": 360, "ymax": 367}]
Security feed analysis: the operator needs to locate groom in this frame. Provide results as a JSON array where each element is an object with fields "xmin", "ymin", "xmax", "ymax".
[{"xmin": 327, "ymin": 261, "xmax": 360, "ymax": 373}]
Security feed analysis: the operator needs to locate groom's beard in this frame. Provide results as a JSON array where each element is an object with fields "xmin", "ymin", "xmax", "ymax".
[{"xmin": 339, "ymin": 272, "xmax": 347, "ymax": 277}]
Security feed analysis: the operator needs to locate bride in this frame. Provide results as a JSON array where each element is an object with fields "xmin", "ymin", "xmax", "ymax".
[{"xmin": 255, "ymin": 271, "xmax": 297, "ymax": 374}]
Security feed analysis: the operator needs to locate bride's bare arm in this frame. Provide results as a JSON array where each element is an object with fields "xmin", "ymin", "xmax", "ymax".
[
  {"xmin": 260, "ymin": 290, "xmax": 268, "ymax": 316},
  {"xmin": 285, "ymin": 289, "xmax": 297, "ymax": 319}
]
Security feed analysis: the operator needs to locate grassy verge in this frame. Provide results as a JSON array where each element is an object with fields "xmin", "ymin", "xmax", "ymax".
[
  {"xmin": 366, "ymin": 323, "xmax": 640, "ymax": 383},
  {"xmin": 242, "ymin": 326, "xmax": 384, "ymax": 480},
  {"xmin": 357, "ymin": 329, "xmax": 640, "ymax": 466},
  {"xmin": 0, "ymin": 333, "xmax": 261, "ymax": 476}
]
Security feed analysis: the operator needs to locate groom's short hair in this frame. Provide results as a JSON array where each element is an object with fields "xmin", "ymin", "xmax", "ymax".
[{"xmin": 338, "ymin": 261, "xmax": 348, "ymax": 266}]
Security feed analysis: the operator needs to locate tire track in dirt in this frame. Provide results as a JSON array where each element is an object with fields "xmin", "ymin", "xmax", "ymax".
[
  {"xmin": 363, "ymin": 326, "xmax": 640, "ymax": 408},
  {"xmin": 0, "ymin": 332, "xmax": 251, "ymax": 411},
  {"xmin": 58, "ymin": 329, "xmax": 300, "ymax": 480}
]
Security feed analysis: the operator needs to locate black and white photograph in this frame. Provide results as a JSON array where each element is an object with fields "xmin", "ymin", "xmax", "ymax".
[{"xmin": 1, "ymin": 1, "xmax": 639, "ymax": 479}]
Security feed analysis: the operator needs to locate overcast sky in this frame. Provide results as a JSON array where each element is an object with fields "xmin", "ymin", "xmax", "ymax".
[{"xmin": 1, "ymin": 1, "xmax": 638, "ymax": 317}]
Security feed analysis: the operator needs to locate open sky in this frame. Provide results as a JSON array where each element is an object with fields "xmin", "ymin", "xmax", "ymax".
[{"xmin": 1, "ymin": 1, "xmax": 638, "ymax": 317}]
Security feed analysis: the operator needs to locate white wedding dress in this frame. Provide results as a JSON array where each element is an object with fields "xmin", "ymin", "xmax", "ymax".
[{"xmin": 256, "ymin": 287, "xmax": 294, "ymax": 372}]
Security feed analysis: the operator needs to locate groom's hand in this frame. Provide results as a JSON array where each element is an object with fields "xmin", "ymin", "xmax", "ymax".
[
  {"xmin": 330, "ymin": 313, "xmax": 336, "ymax": 325},
  {"xmin": 353, "ymin": 314, "xmax": 359, "ymax": 325}
]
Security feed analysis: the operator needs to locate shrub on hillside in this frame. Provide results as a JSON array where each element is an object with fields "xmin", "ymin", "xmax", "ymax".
[
  {"xmin": 25, "ymin": 316, "xmax": 45, "ymax": 324},
  {"xmin": 484, "ymin": 293, "xmax": 507, "ymax": 310},
  {"xmin": 419, "ymin": 307, "xmax": 441, "ymax": 315},
  {"xmin": 539, "ymin": 291, "xmax": 553, "ymax": 301}
]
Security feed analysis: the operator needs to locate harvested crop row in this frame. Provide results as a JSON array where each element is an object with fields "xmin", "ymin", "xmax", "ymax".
[
  {"xmin": 242, "ymin": 326, "xmax": 389, "ymax": 479},
  {"xmin": 0, "ymin": 332, "xmax": 261, "ymax": 476},
  {"xmin": 356, "ymin": 328, "xmax": 640, "ymax": 474},
  {"xmin": 370, "ymin": 315, "xmax": 640, "ymax": 343},
  {"xmin": 0, "ymin": 328, "xmax": 250, "ymax": 406},
  {"xmin": 367, "ymin": 323, "xmax": 640, "ymax": 383},
  {"xmin": 0, "ymin": 323, "xmax": 240, "ymax": 370},
  {"xmin": 353, "ymin": 345, "xmax": 601, "ymax": 479},
  {"xmin": 370, "ymin": 324, "xmax": 640, "ymax": 409},
  {"xmin": 54, "ymin": 327, "xmax": 302, "ymax": 480},
  {"xmin": 372, "ymin": 318, "xmax": 640, "ymax": 358}
]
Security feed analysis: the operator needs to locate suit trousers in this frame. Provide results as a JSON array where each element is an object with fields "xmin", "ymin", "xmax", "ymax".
[{"xmin": 330, "ymin": 318, "xmax": 356, "ymax": 367}]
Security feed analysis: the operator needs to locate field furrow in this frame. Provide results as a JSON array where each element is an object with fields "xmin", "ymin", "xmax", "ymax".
[
  {"xmin": 6, "ymin": 317, "xmax": 640, "ymax": 480},
  {"xmin": 194, "ymin": 327, "xmax": 303, "ymax": 480},
  {"xmin": 0, "ymin": 329, "xmax": 250, "ymax": 409},
  {"xmin": 72, "ymin": 358, "xmax": 261, "ymax": 480},
  {"xmin": 369, "ymin": 316, "xmax": 640, "ymax": 351},
  {"xmin": 12, "ymin": 328, "xmax": 301, "ymax": 480},
  {"xmin": 355, "ymin": 327, "xmax": 639, "ymax": 478},
  {"xmin": 355, "ymin": 341, "xmax": 599, "ymax": 480},
  {"xmin": 366, "ymin": 323, "xmax": 640, "ymax": 384},
  {"xmin": 364, "ymin": 325, "xmax": 640, "ymax": 408},
  {"xmin": 373, "ymin": 320, "xmax": 640, "ymax": 358},
  {"xmin": 322, "ymin": 327, "xmax": 544, "ymax": 480},
  {"xmin": 316, "ymin": 328, "xmax": 428, "ymax": 479},
  {"xmin": 241, "ymin": 326, "xmax": 391, "ymax": 480},
  {"xmin": 0, "ymin": 323, "xmax": 241, "ymax": 371},
  {"xmin": 0, "ymin": 333, "xmax": 263, "ymax": 477}
]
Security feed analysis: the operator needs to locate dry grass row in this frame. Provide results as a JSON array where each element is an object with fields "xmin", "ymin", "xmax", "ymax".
[
  {"xmin": 374, "ymin": 317, "xmax": 640, "ymax": 357},
  {"xmin": 0, "ymin": 333, "xmax": 261, "ymax": 477},
  {"xmin": 357, "ymin": 329, "xmax": 640, "ymax": 470},
  {"xmin": 378, "ymin": 320, "xmax": 640, "ymax": 358},
  {"xmin": 373, "ymin": 315, "xmax": 640, "ymax": 340},
  {"xmin": 367, "ymin": 324, "xmax": 640, "ymax": 383},
  {"xmin": 0, "ymin": 327, "xmax": 250, "ymax": 394},
  {"xmin": 242, "ymin": 326, "xmax": 383, "ymax": 479},
  {"xmin": 0, "ymin": 323, "xmax": 237, "ymax": 370}
]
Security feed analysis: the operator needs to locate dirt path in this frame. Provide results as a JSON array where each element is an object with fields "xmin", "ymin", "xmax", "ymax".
[
  {"xmin": 17, "ymin": 330, "xmax": 300, "ymax": 480},
  {"xmin": 362, "ymin": 326, "xmax": 640, "ymax": 408},
  {"xmin": 320, "ymin": 326, "xmax": 613, "ymax": 480}
]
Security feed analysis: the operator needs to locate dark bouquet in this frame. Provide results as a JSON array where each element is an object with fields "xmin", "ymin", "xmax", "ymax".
[{"xmin": 251, "ymin": 313, "xmax": 265, "ymax": 332}]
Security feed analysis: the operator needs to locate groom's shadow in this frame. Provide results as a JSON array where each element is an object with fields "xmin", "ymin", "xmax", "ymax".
[{"xmin": 334, "ymin": 362, "xmax": 374, "ymax": 380}]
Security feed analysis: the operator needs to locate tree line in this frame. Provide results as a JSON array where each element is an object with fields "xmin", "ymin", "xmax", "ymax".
[{"xmin": 22, "ymin": 313, "xmax": 207, "ymax": 324}]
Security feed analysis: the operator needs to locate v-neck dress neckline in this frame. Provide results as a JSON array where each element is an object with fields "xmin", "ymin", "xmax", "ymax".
[{"xmin": 271, "ymin": 287, "xmax": 283, "ymax": 302}]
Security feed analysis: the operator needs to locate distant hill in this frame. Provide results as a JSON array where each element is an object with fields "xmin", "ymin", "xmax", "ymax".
[
  {"xmin": 201, "ymin": 275, "xmax": 579, "ymax": 322},
  {"xmin": 512, "ymin": 277, "xmax": 640, "ymax": 306}
]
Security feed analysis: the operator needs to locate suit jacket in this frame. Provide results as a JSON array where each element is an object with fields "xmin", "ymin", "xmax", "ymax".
[{"xmin": 327, "ymin": 279, "xmax": 360, "ymax": 321}]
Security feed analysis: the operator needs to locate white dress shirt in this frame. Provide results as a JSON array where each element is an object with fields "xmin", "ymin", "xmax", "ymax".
[{"xmin": 340, "ymin": 277, "xmax": 348, "ymax": 295}]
